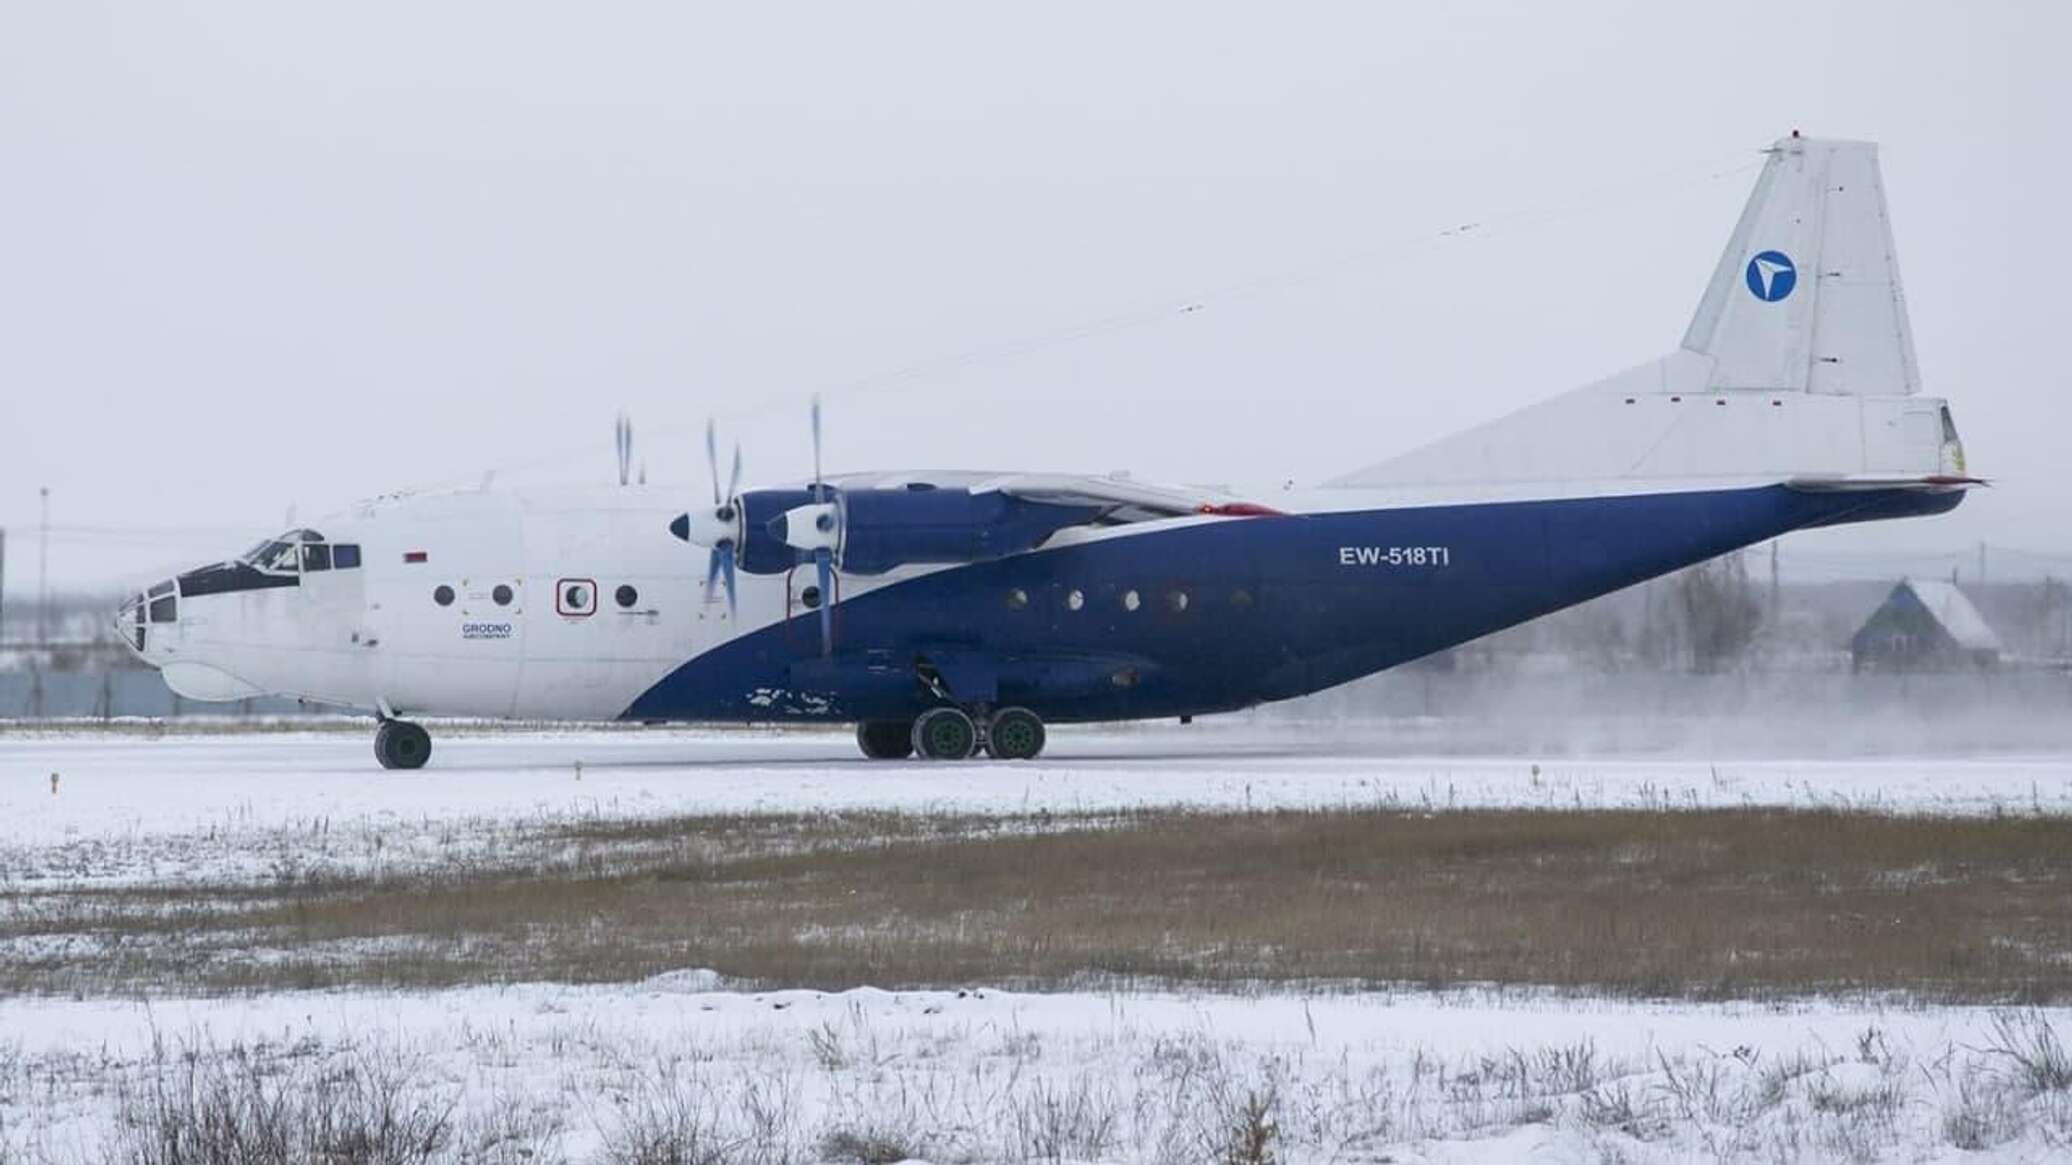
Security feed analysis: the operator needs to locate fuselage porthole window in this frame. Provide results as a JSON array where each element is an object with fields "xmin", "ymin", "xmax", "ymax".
[
  {"xmin": 1168, "ymin": 590, "xmax": 1189, "ymax": 612},
  {"xmin": 492, "ymin": 584, "xmax": 514, "ymax": 606},
  {"xmin": 434, "ymin": 585, "xmax": 455, "ymax": 607},
  {"xmin": 1066, "ymin": 589, "xmax": 1085, "ymax": 611},
  {"xmin": 1230, "ymin": 588, "xmax": 1254, "ymax": 609},
  {"xmin": 615, "ymin": 584, "xmax": 638, "ymax": 609},
  {"xmin": 800, "ymin": 585, "xmax": 823, "ymax": 610},
  {"xmin": 1006, "ymin": 588, "xmax": 1029, "ymax": 610},
  {"xmin": 1122, "ymin": 589, "xmax": 1141, "ymax": 612}
]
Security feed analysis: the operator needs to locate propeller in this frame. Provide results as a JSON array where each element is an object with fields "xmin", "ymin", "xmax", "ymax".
[
  {"xmin": 679, "ymin": 399, "xmax": 838, "ymax": 651},
  {"xmin": 680, "ymin": 418, "xmax": 743, "ymax": 616},
  {"xmin": 808, "ymin": 395, "xmax": 834, "ymax": 655}
]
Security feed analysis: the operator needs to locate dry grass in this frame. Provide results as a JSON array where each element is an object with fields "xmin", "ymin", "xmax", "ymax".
[{"xmin": 5, "ymin": 807, "xmax": 2072, "ymax": 1000}]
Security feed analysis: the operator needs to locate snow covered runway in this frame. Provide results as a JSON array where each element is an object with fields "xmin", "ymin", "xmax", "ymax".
[{"xmin": 6, "ymin": 725, "xmax": 2071, "ymax": 888}]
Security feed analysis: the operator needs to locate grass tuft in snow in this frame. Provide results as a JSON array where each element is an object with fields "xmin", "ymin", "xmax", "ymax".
[
  {"xmin": 108, "ymin": 1032, "xmax": 455, "ymax": 1165},
  {"xmin": 4, "ymin": 1006, "xmax": 2072, "ymax": 1163}
]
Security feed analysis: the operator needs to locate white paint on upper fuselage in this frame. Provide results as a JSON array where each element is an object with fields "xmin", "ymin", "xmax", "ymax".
[{"xmin": 163, "ymin": 485, "xmax": 955, "ymax": 720}]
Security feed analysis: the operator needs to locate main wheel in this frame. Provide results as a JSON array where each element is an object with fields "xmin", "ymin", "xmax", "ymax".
[
  {"xmin": 986, "ymin": 707, "xmax": 1046, "ymax": 760},
  {"xmin": 374, "ymin": 720, "xmax": 432, "ymax": 770},
  {"xmin": 910, "ymin": 707, "xmax": 978, "ymax": 760},
  {"xmin": 855, "ymin": 720, "xmax": 915, "ymax": 760}
]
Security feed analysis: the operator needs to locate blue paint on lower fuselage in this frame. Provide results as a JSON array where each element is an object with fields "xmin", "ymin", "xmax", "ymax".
[{"xmin": 622, "ymin": 484, "xmax": 1961, "ymax": 724}]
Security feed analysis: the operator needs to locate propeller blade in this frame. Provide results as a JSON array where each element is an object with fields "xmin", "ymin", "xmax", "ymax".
[
  {"xmin": 705, "ymin": 418, "xmax": 721, "ymax": 504},
  {"xmin": 727, "ymin": 442, "xmax": 742, "ymax": 501},
  {"xmin": 704, "ymin": 547, "xmax": 723, "ymax": 603},
  {"xmin": 810, "ymin": 394, "xmax": 824, "ymax": 501},
  {"xmin": 814, "ymin": 547, "xmax": 834, "ymax": 657},
  {"xmin": 721, "ymin": 546, "xmax": 738, "ymax": 618}
]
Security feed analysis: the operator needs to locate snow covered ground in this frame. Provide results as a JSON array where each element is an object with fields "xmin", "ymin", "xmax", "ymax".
[
  {"xmin": 4, "ymin": 725, "xmax": 2071, "ymax": 888},
  {"xmin": 3, "ymin": 979, "xmax": 2069, "ymax": 1162},
  {"xmin": 4, "ymin": 727, "xmax": 2070, "ymax": 1161}
]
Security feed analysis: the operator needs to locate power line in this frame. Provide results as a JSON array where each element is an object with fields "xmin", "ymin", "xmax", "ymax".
[{"xmin": 405, "ymin": 146, "xmax": 1767, "ymax": 495}]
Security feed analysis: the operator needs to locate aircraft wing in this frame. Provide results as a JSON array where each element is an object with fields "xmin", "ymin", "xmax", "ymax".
[{"xmin": 977, "ymin": 473, "xmax": 1284, "ymax": 522}]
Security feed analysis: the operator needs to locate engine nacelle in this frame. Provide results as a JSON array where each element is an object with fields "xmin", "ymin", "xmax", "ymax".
[
  {"xmin": 733, "ymin": 488, "xmax": 824, "ymax": 574},
  {"xmin": 770, "ymin": 487, "xmax": 1099, "ymax": 575}
]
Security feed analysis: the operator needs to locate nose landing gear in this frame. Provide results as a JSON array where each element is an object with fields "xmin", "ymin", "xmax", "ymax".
[{"xmin": 374, "ymin": 719, "xmax": 432, "ymax": 770}]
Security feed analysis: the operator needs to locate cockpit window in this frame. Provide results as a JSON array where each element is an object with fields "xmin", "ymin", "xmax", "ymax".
[
  {"xmin": 334, "ymin": 544, "xmax": 361, "ymax": 569},
  {"xmin": 301, "ymin": 542, "xmax": 332, "ymax": 573},
  {"xmin": 251, "ymin": 541, "xmax": 300, "ymax": 573},
  {"xmin": 241, "ymin": 529, "xmax": 327, "ymax": 575}
]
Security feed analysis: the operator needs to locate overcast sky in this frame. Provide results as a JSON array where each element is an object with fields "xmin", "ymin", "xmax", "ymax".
[{"xmin": 2, "ymin": 2, "xmax": 2065, "ymax": 591}]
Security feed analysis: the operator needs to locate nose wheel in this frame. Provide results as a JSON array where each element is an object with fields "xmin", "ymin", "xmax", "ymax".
[{"xmin": 374, "ymin": 719, "xmax": 432, "ymax": 770}]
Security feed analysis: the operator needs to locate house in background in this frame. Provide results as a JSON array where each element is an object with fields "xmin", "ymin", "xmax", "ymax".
[{"xmin": 1850, "ymin": 578, "xmax": 2004, "ymax": 672}]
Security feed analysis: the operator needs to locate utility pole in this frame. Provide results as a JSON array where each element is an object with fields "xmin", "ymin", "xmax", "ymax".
[{"xmin": 37, "ymin": 487, "xmax": 50, "ymax": 649}]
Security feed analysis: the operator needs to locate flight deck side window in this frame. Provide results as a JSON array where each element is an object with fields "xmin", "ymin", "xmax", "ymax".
[
  {"xmin": 333, "ymin": 544, "xmax": 362, "ymax": 570},
  {"xmin": 301, "ymin": 543, "xmax": 332, "ymax": 573}
]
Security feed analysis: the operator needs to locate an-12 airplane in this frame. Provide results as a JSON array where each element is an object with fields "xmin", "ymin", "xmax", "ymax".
[{"xmin": 120, "ymin": 135, "xmax": 1975, "ymax": 768}]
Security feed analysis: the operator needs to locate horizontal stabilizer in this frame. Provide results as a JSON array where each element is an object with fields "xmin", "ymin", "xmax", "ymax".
[{"xmin": 1784, "ymin": 473, "xmax": 1983, "ymax": 493}]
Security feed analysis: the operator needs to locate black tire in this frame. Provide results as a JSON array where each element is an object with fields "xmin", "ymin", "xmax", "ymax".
[
  {"xmin": 986, "ymin": 707, "xmax": 1046, "ymax": 760},
  {"xmin": 855, "ymin": 720, "xmax": 915, "ymax": 760},
  {"xmin": 374, "ymin": 720, "xmax": 431, "ymax": 770},
  {"xmin": 910, "ymin": 707, "xmax": 978, "ymax": 761}
]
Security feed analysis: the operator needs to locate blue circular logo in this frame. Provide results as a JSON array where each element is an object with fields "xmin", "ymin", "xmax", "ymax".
[{"xmin": 1745, "ymin": 250, "xmax": 1797, "ymax": 302}]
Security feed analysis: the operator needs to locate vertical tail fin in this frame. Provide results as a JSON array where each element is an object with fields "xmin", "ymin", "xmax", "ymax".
[
  {"xmin": 1681, "ymin": 134, "xmax": 1921, "ymax": 396},
  {"xmin": 1328, "ymin": 134, "xmax": 1963, "ymax": 492}
]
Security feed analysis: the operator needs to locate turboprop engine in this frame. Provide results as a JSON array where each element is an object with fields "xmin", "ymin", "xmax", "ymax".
[{"xmin": 670, "ymin": 400, "xmax": 1109, "ymax": 655}]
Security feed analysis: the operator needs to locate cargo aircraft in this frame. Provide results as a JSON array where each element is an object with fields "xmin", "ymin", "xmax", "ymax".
[{"xmin": 120, "ymin": 135, "xmax": 1976, "ymax": 768}]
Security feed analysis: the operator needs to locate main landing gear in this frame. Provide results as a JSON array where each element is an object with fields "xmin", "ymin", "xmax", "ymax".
[
  {"xmin": 854, "ymin": 706, "xmax": 1048, "ymax": 761},
  {"xmin": 374, "ymin": 718, "xmax": 432, "ymax": 770}
]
